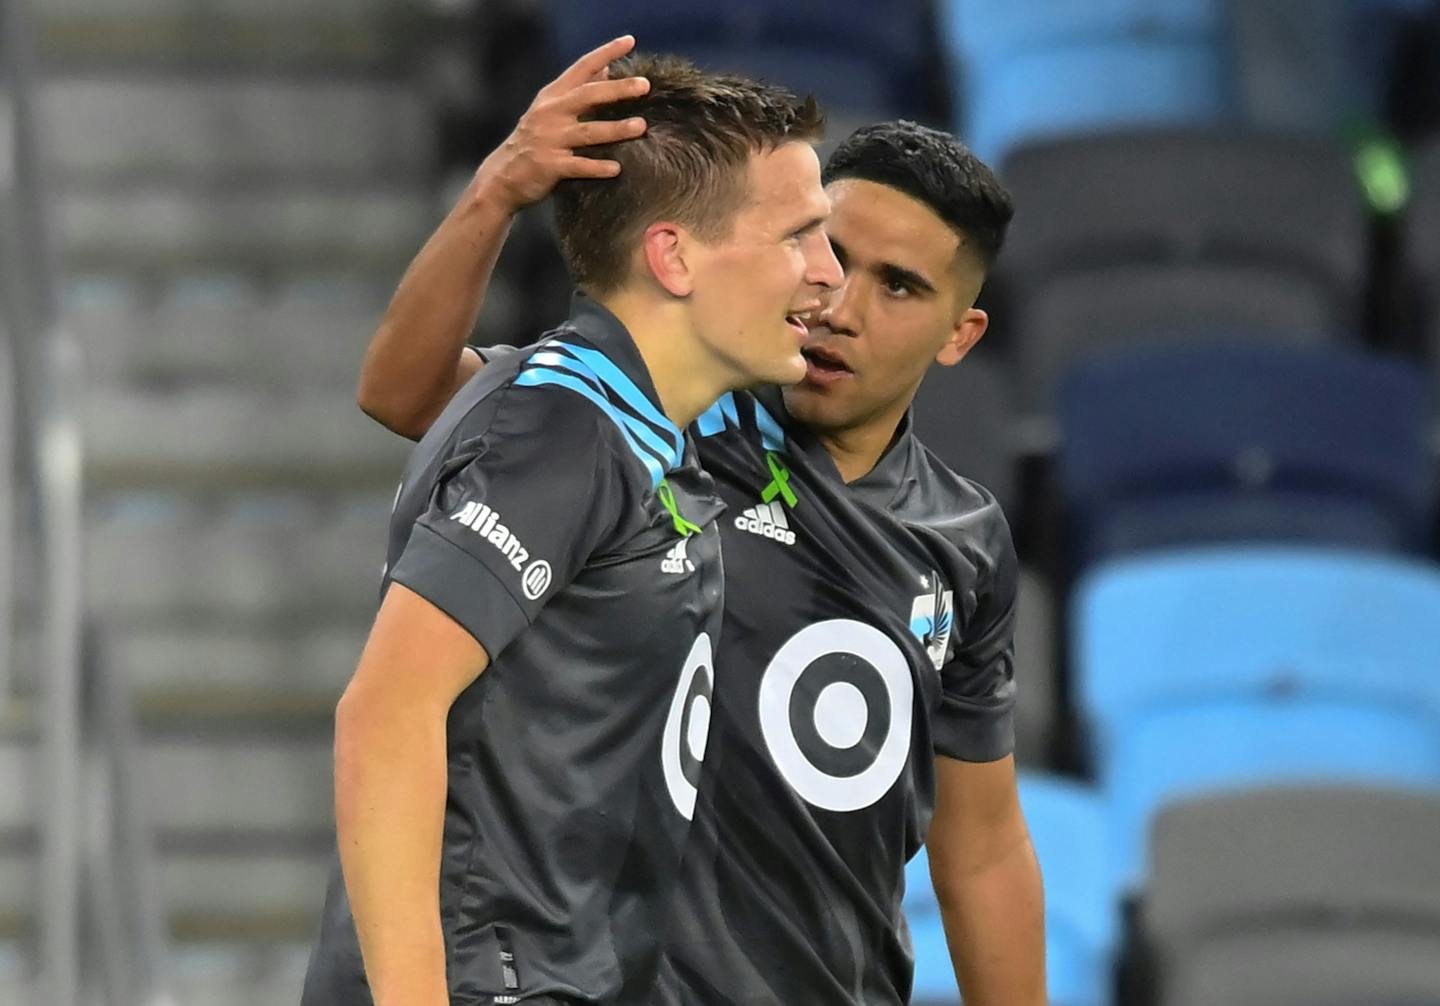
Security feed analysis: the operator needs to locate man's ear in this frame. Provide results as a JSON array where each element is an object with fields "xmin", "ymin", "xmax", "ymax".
[
  {"xmin": 935, "ymin": 307, "xmax": 988, "ymax": 367},
  {"xmin": 641, "ymin": 221, "xmax": 695, "ymax": 297}
]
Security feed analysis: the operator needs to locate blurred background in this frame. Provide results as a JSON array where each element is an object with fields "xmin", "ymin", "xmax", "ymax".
[{"xmin": 3, "ymin": 0, "xmax": 1440, "ymax": 1004}]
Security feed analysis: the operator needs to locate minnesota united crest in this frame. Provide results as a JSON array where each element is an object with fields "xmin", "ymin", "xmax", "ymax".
[{"xmin": 908, "ymin": 574, "xmax": 954, "ymax": 672}]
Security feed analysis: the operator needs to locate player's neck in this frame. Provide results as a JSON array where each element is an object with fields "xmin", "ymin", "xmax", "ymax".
[
  {"xmin": 601, "ymin": 292, "xmax": 729, "ymax": 429},
  {"xmin": 817, "ymin": 407, "xmax": 907, "ymax": 483}
]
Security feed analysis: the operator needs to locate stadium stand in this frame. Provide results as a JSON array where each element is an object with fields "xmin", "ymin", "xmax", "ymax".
[
  {"xmin": 1075, "ymin": 545, "xmax": 1440, "ymax": 886},
  {"xmin": 997, "ymin": 131, "xmax": 1368, "ymax": 414},
  {"xmin": 3, "ymin": 1, "xmax": 426, "ymax": 1000},
  {"xmin": 1057, "ymin": 344, "xmax": 1435, "ymax": 564}
]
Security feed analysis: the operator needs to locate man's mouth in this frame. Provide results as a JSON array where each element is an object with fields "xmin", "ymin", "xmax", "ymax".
[{"xmin": 800, "ymin": 345, "xmax": 854, "ymax": 385}]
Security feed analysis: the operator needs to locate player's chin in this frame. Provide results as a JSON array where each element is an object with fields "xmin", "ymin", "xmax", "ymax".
[{"xmin": 767, "ymin": 350, "xmax": 810, "ymax": 387}]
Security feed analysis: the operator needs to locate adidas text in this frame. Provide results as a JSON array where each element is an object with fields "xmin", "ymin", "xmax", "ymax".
[
  {"xmin": 661, "ymin": 538, "xmax": 696, "ymax": 574},
  {"xmin": 735, "ymin": 501, "xmax": 796, "ymax": 546},
  {"xmin": 450, "ymin": 501, "xmax": 530, "ymax": 571}
]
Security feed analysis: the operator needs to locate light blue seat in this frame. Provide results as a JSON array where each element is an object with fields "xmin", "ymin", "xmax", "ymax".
[
  {"xmin": 941, "ymin": 0, "xmax": 1229, "ymax": 163},
  {"xmin": 906, "ymin": 774, "xmax": 1117, "ymax": 1006},
  {"xmin": 1076, "ymin": 546, "xmax": 1440, "ymax": 886}
]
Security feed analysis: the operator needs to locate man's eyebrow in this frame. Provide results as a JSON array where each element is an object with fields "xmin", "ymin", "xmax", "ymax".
[
  {"xmin": 788, "ymin": 215, "xmax": 827, "ymax": 236},
  {"xmin": 877, "ymin": 262, "xmax": 936, "ymax": 295}
]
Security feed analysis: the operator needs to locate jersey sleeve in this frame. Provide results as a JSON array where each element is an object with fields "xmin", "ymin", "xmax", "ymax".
[
  {"xmin": 932, "ymin": 511, "xmax": 1019, "ymax": 763},
  {"xmin": 387, "ymin": 382, "xmax": 638, "ymax": 658}
]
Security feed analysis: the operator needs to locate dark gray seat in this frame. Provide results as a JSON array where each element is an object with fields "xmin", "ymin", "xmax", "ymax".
[
  {"xmin": 999, "ymin": 129, "xmax": 1367, "ymax": 333},
  {"xmin": 1143, "ymin": 785, "xmax": 1440, "ymax": 1006}
]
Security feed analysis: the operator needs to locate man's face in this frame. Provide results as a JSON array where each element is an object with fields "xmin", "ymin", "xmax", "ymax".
[
  {"xmin": 686, "ymin": 141, "xmax": 842, "ymax": 388},
  {"xmin": 783, "ymin": 178, "xmax": 988, "ymax": 435}
]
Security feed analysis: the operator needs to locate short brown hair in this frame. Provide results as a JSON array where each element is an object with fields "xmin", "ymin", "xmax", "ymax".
[{"xmin": 553, "ymin": 54, "xmax": 825, "ymax": 295}]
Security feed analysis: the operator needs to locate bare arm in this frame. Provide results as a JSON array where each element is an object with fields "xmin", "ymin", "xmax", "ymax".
[
  {"xmin": 358, "ymin": 35, "xmax": 651, "ymax": 440},
  {"xmin": 334, "ymin": 583, "xmax": 491, "ymax": 1006},
  {"xmin": 927, "ymin": 755, "xmax": 1047, "ymax": 1006}
]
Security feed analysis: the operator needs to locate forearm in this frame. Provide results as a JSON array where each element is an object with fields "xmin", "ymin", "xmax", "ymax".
[
  {"xmin": 935, "ymin": 831, "xmax": 1046, "ymax": 1006},
  {"xmin": 357, "ymin": 165, "xmax": 513, "ymax": 438},
  {"xmin": 335, "ymin": 688, "xmax": 453, "ymax": 1006}
]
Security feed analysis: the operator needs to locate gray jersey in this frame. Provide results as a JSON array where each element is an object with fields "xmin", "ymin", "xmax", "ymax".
[
  {"xmin": 660, "ymin": 385, "xmax": 1017, "ymax": 1005},
  {"xmin": 302, "ymin": 296, "xmax": 725, "ymax": 1005}
]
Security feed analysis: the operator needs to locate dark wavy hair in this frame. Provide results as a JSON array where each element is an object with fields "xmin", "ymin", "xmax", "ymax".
[{"xmin": 824, "ymin": 120, "xmax": 1014, "ymax": 268}]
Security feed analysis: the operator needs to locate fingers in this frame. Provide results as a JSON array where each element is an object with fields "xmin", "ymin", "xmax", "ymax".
[
  {"xmin": 550, "ymin": 34, "xmax": 636, "ymax": 93},
  {"xmin": 558, "ymin": 156, "xmax": 624, "ymax": 180},
  {"xmin": 564, "ymin": 117, "xmax": 647, "ymax": 149},
  {"xmin": 559, "ymin": 75, "xmax": 651, "ymax": 115}
]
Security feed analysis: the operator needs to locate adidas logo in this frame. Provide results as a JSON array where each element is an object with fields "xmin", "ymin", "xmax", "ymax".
[
  {"xmin": 661, "ymin": 538, "xmax": 696, "ymax": 574},
  {"xmin": 735, "ymin": 501, "xmax": 796, "ymax": 546}
]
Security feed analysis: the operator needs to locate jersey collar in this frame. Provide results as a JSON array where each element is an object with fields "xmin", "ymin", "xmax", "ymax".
[
  {"xmin": 751, "ymin": 384, "xmax": 921, "ymax": 507},
  {"xmin": 558, "ymin": 292, "xmax": 700, "ymax": 476}
]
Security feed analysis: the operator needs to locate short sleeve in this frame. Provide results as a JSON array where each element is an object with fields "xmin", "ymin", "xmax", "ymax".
[
  {"xmin": 932, "ymin": 514, "xmax": 1019, "ymax": 763},
  {"xmin": 388, "ymin": 383, "xmax": 635, "ymax": 658}
]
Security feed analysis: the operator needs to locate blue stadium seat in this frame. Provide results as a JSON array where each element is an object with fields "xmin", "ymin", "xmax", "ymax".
[
  {"xmin": 940, "ymin": 0, "xmax": 1229, "ymax": 163},
  {"xmin": 906, "ymin": 774, "xmax": 1118, "ymax": 1006},
  {"xmin": 1075, "ymin": 545, "xmax": 1440, "ymax": 884},
  {"xmin": 543, "ymin": 0, "xmax": 928, "ymax": 118},
  {"xmin": 1057, "ymin": 344, "xmax": 1435, "ymax": 563}
]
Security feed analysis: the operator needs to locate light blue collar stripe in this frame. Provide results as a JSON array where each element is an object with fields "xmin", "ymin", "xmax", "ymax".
[
  {"xmin": 695, "ymin": 392, "xmax": 738, "ymax": 437},
  {"xmin": 549, "ymin": 340, "xmax": 682, "ymax": 453},
  {"xmin": 752, "ymin": 399, "xmax": 786, "ymax": 451},
  {"xmin": 514, "ymin": 369, "xmax": 666, "ymax": 487},
  {"xmin": 527, "ymin": 353, "xmax": 681, "ymax": 466}
]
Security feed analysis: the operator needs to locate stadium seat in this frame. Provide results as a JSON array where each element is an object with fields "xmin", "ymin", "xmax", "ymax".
[
  {"xmin": 41, "ymin": 77, "xmax": 431, "ymax": 183},
  {"xmin": 1406, "ymin": 138, "xmax": 1440, "ymax": 376},
  {"xmin": 543, "ymin": 1, "xmax": 928, "ymax": 120},
  {"xmin": 907, "ymin": 774, "xmax": 1117, "ymax": 1006},
  {"xmin": 909, "ymin": 351, "xmax": 1018, "ymax": 517},
  {"xmin": 941, "ymin": 1, "xmax": 1229, "ymax": 163},
  {"xmin": 1142, "ymin": 786, "xmax": 1440, "ymax": 1006},
  {"xmin": 56, "ymin": 184, "xmax": 431, "ymax": 273},
  {"xmin": 1057, "ymin": 344, "xmax": 1435, "ymax": 562},
  {"xmin": 1075, "ymin": 545, "xmax": 1440, "ymax": 883},
  {"xmin": 259, "ymin": 274, "xmax": 389, "ymax": 390},
  {"xmin": 1012, "ymin": 264, "xmax": 1347, "ymax": 416},
  {"xmin": 83, "ymin": 386, "xmax": 408, "ymax": 489},
  {"xmin": 998, "ymin": 131, "xmax": 1368, "ymax": 331}
]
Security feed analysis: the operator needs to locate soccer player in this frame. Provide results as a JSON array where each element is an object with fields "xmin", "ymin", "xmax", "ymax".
[
  {"xmin": 358, "ymin": 58, "xmax": 1046, "ymax": 1006},
  {"xmin": 301, "ymin": 41, "xmax": 841, "ymax": 1006}
]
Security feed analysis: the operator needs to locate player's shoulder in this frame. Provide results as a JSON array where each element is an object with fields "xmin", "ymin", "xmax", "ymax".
[
  {"xmin": 500, "ymin": 330, "xmax": 687, "ymax": 490},
  {"xmin": 900, "ymin": 436, "xmax": 1014, "ymax": 555}
]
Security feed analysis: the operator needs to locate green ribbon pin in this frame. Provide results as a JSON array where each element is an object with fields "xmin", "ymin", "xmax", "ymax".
[
  {"xmin": 760, "ymin": 451, "xmax": 798, "ymax": 508},
  {"xmin": 658, "ymin": 479, "xmax": 703, "ymax": 537}
]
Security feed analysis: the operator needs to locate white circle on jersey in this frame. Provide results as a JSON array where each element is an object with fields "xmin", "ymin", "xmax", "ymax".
[
  {"xmin": 759, "ymin": 619, "xmax": 913, "ymax": 812},
  {"xmin": 814, "ymin": 682, "xmax": 868, "ymax": 749},
  {"xmin": 521, "ymin": 559, "xmax": 552, "ymax": 600},
  {"xmin": 687, "ymin": 694, "xmax": 712, "ymax": 761},
  {"xmin": 661, "ymin": 633, "xmax": 714, "ymax": 820}
]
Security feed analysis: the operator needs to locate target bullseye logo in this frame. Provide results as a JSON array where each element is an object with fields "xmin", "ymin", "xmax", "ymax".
[
  {"xmin": 662, "ymin": 633, "xmax": 714, "ymax": 820},
  {"xmin": 759, "ymin": 620, "xmax": 913, "ymax": 812}
]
